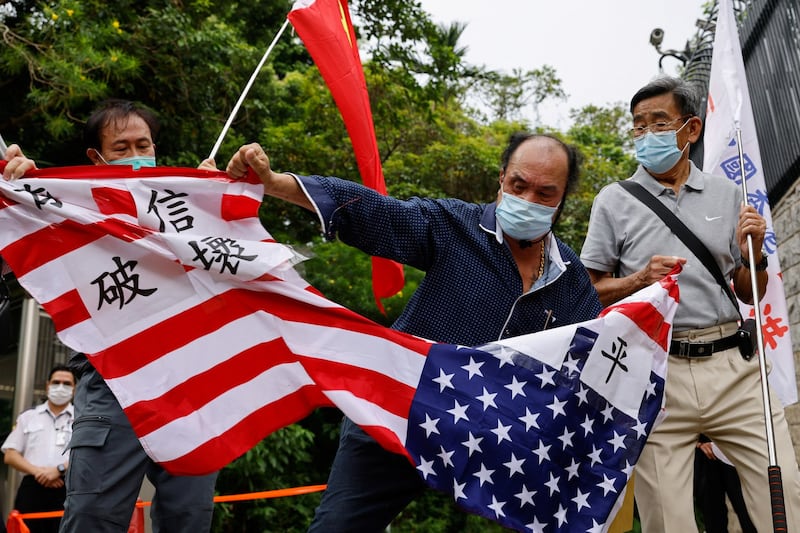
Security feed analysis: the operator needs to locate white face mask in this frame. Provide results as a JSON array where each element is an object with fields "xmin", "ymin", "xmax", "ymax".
[{"xmin": 47, "ymin": 384, "xmax": 74, "ymax": 406}]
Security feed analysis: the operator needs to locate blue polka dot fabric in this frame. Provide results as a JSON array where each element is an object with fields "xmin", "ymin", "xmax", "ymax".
[{"xmin": 299, "ymin": 175, "xmax": 602, "ymax": 345}]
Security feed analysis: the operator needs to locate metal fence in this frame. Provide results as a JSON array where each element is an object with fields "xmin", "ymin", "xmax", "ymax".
[
  {"xmin": 684, "ymin": 0, "xmax": 800, "ymax": 205},
  {"xmin": 739, "ymin": 0, "xmax": 800, "ymax": 203}
]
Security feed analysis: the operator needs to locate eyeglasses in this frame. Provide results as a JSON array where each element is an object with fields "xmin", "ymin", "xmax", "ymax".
[{"xmin": 630, "ymin": 115, "xmax": 692, "ymax": 138}]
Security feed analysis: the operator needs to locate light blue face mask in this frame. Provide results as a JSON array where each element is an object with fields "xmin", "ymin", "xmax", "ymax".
[
  {"xmin": 634, "ymin": 123, "xmax": 689, "ymax": 174},
  {"xmin": 108, "ymin": 155, "xmax": 157, "ymax": 170},
  {"xmin": 495, "ymin": 192, "xmax": 559, "ymax": 242}
]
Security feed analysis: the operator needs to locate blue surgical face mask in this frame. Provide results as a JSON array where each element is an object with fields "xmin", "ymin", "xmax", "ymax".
[
  {"xmin": 634, "ymin": 122, "xmax": 689, "ymax": 174},
  {"xmin": 496, "ymin": 192, "xmax": 559, "ymax": 242},
  {"xmin": 108, "ymin": 155, "xmax": 156, "ymax": 170}
]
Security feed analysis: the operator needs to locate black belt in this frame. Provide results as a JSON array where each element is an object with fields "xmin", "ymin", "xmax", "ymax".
[{"xmin": 669, "ymin": 332, "xmax": 741, "ymax": 358}]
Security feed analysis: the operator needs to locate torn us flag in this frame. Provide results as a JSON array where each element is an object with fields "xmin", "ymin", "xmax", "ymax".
[{"xmin": 0, "ymin": 164, "xmax": 678, "ymax": 532}]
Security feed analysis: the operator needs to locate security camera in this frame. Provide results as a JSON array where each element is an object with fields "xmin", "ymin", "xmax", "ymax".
[{"xmin": 650, "ymin": 28, "xmax": 664, "ymax": 48}]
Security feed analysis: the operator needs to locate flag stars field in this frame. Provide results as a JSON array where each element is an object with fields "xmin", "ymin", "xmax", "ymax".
[{"xmin": 407, "ymin": 320, "xmax": 670, "ymax": 529}]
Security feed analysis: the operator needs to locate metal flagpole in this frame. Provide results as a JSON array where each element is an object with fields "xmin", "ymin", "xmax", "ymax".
[
  {"xmin": 735, "ymin": 126, "xmax": 787, "ymax": 531},
  {"xmin": 207, "ymin": 18, "xmax": 291, "ymax": 163}
]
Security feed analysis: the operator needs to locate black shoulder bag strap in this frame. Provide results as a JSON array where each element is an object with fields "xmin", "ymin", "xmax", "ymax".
[{"xmin": 617, "ymin": 180, "xmax": 742, "ymax": 315}]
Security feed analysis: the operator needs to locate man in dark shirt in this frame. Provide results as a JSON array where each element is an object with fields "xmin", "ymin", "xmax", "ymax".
[{"xmin": 225, "ymin": 132, "xmax": 603, "ymax": 531}]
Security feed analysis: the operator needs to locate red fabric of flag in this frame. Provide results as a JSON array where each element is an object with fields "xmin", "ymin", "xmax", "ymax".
[{"xmin": 288, "ymin": 0, "xmax": 404, "ymax": 310}]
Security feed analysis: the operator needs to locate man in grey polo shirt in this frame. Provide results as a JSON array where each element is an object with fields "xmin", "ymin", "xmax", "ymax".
[{"xmin": 581, "ymin": 76, "xmax": 800, "ymax": 531}]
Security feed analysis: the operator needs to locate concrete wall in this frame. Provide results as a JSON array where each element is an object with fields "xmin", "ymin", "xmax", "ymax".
[{"xmin": 771, "ymin": 177, "xmax": 800, "ymax": 461}]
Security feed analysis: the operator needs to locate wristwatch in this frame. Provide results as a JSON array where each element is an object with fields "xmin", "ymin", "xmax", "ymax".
[
  {"xmin": 743, "ymin": 253, "xmax": 768, "ymax": 271},
  {"xmin": 57, "ymin": 463, "xmax": 66, "ymax": 477}
]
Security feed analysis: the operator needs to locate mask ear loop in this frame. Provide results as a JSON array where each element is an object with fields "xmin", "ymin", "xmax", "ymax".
[
  {"xmin": 89, "ymin": 148, "xmax": 110, "ymax": 165},
  {"xmin": 675, "ymin": 118, "xmax": 693, "ymax": 154}
]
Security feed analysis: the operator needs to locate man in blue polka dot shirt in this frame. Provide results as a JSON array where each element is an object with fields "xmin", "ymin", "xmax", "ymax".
[{"xmin": 226, "ymin": 132, "xmax": 603, "ymax": 531}]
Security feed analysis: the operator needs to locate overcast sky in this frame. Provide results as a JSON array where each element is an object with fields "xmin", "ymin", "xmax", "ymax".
[{"xmin": 418, "ymin": 0, "xmax": 707, "ymax": 128}]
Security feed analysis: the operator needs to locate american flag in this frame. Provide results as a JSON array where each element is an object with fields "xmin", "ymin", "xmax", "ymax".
[{"xmin": 0, "ymin": 164, "xmax": 678, "ymax": 531}]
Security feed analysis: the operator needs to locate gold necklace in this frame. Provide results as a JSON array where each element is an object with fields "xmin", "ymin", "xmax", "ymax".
[{"xmin": 534, "ymin": 241, "xmax": 546, "ymax": 282}]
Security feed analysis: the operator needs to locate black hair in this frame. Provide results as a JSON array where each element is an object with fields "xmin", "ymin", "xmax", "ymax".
[
  {"xmin": 499, "ymin": 132, "xmax": 583, "ymax": 225},
  {"xmin": 629, "ymin": 76, "xmax": 702, "ymax": 117},
  {"xmin": 48, "ymin": 363, "xmax": 76, "ymax": 383},
  {"xmin": 83, "ymin": 99, "xmax": 160, "ymax": 150}
]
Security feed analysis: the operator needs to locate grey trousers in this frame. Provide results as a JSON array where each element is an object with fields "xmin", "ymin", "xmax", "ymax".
[{"xmin": 59, "ymin": 367, "xmax": 218, "ymax": 533}]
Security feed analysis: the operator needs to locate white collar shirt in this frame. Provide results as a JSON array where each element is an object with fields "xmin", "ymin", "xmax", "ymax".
[{"xmin": 1, "ymin": 401, "xmax": 74, "ymax": 467}]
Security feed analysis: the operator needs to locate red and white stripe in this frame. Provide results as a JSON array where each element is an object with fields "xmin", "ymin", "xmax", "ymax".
[
  {"xmin": 0, "ymin": 165, "xmax": 681, "ymax": 475},
  {"xmin": 0, "ymin": 165, "xmax": 432, "ymax": 474}
]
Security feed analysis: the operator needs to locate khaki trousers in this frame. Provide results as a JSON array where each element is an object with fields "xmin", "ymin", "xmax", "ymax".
[{"xmin": 634, "ymin": 322, "xmax": 800, "ymax": 532}]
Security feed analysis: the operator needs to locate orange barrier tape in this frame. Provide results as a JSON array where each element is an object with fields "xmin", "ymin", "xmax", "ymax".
[
  {"xmin": 8, "ymin": 484, "xmax": 327, "ymax": 521},
  {"xmin": 212, "ymin": 484, "xmax": 327, "ymax": 504}
]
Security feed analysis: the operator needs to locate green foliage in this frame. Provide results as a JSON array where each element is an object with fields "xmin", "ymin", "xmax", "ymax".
[
  {"xmin": 302, "ymin": 239, "xmax": 424, "ymax": 325},
  {"xmin": 0, "ymin": 0, "xmax": 302, "ymax": 165},
  {"xmin": 212, "ymin": 424, "xmax": 322, "ymax": 533},
  {"xmin": 558, "ymin": 103, "xmax": 638, "ymax": 252},
  {"xmin": 475, "ymin": 65, "xmax": 567, "ymax": 123}
]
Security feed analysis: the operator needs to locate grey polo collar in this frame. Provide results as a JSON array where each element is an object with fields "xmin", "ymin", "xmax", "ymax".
[{"xmin": 631, "ymin": 161, "xmax": 706, "ymax": 196}]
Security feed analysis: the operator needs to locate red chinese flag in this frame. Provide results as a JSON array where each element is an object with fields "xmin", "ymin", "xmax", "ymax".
[{"xmin": 288, "ymin": 0, "xmax": 404, "ymax": 311}]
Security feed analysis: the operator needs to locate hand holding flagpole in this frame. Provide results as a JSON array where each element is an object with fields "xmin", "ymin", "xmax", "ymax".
[{"xmin": 207, "ymin": 19, "xmax": 290, "ymax": 163}]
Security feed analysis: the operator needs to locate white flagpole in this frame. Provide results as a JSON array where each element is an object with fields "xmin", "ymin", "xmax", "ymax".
[
  {"xmin": 736, "ymin": 125, "xmax": 779, "ymax": 460},
  {"xmin": 0, "ymin": 133, "xmax": 8, "ymax": 158},
  {"xmin": 207, "ymin": 18, "xmax": 291, "ymax": 162}
]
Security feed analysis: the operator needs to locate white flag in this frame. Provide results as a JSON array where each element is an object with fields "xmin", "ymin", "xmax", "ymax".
[{"xmin": 703, "ymin": 0, "xmax": 797, "ymax": 405}]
